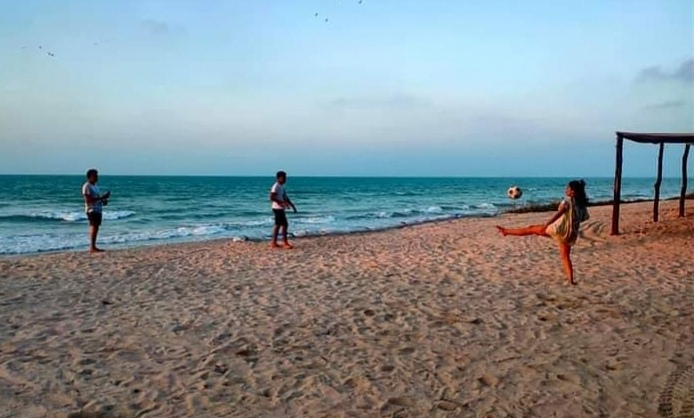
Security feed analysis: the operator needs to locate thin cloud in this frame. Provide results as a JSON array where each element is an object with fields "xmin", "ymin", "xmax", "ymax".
[
  {"xmin": 642, "ymin": 100, "xmax": 686, "ymax": 110},
  {"xmin": 674, "ymin": 58, "xmax": 694, "ymax": 82},
  {"xmin": 141, "ymin": 19, "xmax": 185, "ymax": 37},
  {"xmin": 328, "ymin": 94, "xmax": 430, "ymax": 110},
  {"xmin": 636, "ymin": 58, "xmax": 694, "ymax": 83}
]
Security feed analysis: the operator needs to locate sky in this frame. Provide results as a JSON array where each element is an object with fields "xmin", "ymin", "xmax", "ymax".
[{"xmin": 0, "ymin": 0, "xmax": 693, "ymax": 177}]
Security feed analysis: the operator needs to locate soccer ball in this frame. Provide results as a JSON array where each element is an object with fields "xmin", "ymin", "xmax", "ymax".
[{"xmin": 507, "ymin": 186, "xmax": 523, "ymax": 200}]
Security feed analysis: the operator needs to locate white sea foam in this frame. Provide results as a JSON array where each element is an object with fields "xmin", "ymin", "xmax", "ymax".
[
  {"xmin": 424, "ymin": 206, "xmax": 443, "ymax": 213},
  {"xmin": 475, "ymin": 203, "xmax": 497, "ymax": 210},
  {"xmin": 28, "ymin": 210, "xmax": 136, "ymax": 222},
  {"xmin": 295, "ymin": 215, "xmax": 336, "ymax": 224}
]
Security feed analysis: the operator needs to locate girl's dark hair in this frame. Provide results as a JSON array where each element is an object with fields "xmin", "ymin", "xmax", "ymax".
[{"xmin": 568, "ymin": 179, "xmax": 589, "ymax": 207}]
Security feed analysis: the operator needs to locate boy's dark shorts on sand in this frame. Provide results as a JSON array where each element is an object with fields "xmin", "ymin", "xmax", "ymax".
[
  {"xmin": 87, "ymin": 211, "xmax": 102, "ymax": 227},
  {"xmin": 273, "ymin": 209, "xmax": 288, "ymax": 227}
]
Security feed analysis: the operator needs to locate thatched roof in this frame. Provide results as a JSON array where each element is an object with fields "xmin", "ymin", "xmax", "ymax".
[{"xmin": 616, "ymin": 131, "xmax": 694, "ymax": 144}]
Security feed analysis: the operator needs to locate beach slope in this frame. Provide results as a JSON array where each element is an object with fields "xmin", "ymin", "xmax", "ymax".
[{"xmin": 1, "ymin": 200, "xmax": 692, "ymax": 417}]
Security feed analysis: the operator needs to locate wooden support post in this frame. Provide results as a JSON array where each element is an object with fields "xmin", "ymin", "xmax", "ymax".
[
  {"xmin": 680, "ymin": 144, "xmax": 691, "ymax": 217},
  {"xmin": 611, "ymin": 134, "xmax": 624, "ymax": 235},
  {"xmin": 653, "ymin": 142, "xmax": 664, "ymax": 222}
]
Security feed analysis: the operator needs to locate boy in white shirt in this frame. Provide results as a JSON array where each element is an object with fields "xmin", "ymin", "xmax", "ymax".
[
  {"xmin": 82, "ymin": 168, "xmax": 110, "ymax": 253},
  {"xmin": 269, "ymin": 171, "xmax": 297, "ymax": 249}
]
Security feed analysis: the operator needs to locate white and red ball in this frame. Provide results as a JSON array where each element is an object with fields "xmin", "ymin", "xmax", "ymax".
[{"xmin": 507, "ymin": 186, "xmax": 523, "ymax": 200}]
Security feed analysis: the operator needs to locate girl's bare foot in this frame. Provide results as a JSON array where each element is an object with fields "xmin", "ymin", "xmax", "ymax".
[{"xmin": 495, "ymin": 226, "xmax": 507, "ymax": 236}]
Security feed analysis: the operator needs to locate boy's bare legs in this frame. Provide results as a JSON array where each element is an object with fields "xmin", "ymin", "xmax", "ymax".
[
  {"xmin": 280, "ymin": 225, "xmax": 293, "ymax": 249},
  {"xmin": 496, "ymin": 224, "xmax": 548, "ymax": 237},
  {"xmin": 271, "ymin": 225, "xmax": 281, "ymax": 248},
  {"xmin": 271, "ymin": 221, "xmax": 292, "ymax": 249},
  {"xmin": 89, "ymin": 225, "xmax": 103, "ymax": 253},
  {"xmin": 559, "ymin": 243, "xmax": 575, "ymax": 285}
]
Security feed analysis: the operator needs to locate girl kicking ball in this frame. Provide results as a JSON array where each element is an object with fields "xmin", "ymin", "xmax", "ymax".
[{"xmin": 496, "ymin": 180, "xmax": 590, "ymax": 285}]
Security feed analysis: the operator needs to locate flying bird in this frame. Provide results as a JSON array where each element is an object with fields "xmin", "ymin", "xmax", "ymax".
[
  {"xmin": 314, "ymin": 12, "xmax": 318, "ymax": 17},
  {"xmin": 47, "ymin": 52, "xmax": 55, "ymax": 57},
  {"xmin": 325, "ymin": 18, "xmax": 329, "ymax": 22}
]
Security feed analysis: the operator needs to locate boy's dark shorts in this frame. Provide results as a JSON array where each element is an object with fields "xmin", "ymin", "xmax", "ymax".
[
  {"xmin": 87, "ymin": 211, "xmax": 103, "ymax": 227},
  {"xmin": 273, "ymin": 209, "xmax": 288, "ymax": 227}
]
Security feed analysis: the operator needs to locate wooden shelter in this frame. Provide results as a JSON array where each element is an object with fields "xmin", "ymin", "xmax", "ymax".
[{"xmin": 611, "ymin": 131, "xmax": 694, "ymax": 235}]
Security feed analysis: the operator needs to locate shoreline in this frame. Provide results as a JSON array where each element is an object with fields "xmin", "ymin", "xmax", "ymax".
[{"xmin": 2, "ymin": 195, "xmax": 691, "ymax": 259}]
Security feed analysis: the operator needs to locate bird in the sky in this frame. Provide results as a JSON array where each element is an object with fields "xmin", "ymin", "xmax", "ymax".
[
  {"xmin": 47, "ymin": 52, "xmax": 55, "ymax": 57},
  {"xmin": 38, "ymin": 46, "xmax": 42, "ymax": 49},
  {"xmin": 314, "ymin": 12, "xmax": 318, "ymax": 17},
  {"xmin": 325, "ymin": 18, "xmax": 329, "ymax": 22},
  {"xmin": 358, "ymin": 0, "xmax": 363, "ymax": 3}
]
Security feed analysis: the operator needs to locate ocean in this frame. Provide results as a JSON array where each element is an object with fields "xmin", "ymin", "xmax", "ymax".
[{"xmin": 0, "ymin": 175, "xmax": 688, "ymax": 255}]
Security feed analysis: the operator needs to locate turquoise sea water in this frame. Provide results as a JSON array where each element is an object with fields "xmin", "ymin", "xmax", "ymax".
[{"xmin": 0, "ymin": 175, "xmax": 689, "ymax": 255}]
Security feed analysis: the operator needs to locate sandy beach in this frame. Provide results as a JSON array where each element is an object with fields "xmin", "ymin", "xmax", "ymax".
[{"xmin": 0, "ymin": 200, "xmax": 692, "ymax": 418}]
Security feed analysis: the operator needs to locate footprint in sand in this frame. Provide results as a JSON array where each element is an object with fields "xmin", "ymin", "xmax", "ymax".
[
  {"xmin": 213, "ymin": 364, "xmax": 228, "ymax": 374},
  {"xmin": 235, "ymin": 348, "xmax": 253, "ymax": 357},
  {"xmin": 385, "ymin": 396, "xmax": 416, "ymax": 408},
  {"xmin": 437, "ymin": 400, "xmax": 460, "ymax": 411},
  {"xmin": 235, "ymin": 348, "xmax": 258, "ymax": 366},
  {"xmin": 399, "ymin": 347, "xmax": 416, "ymax": 355},
  {"xmin": 478, "ymin": 374, "xmax": 500, "ymax": 387},
  {"xmin": 606, "ymin": 359, "xmax": 622, "ymax": 371},
  {"xmin": 78, "ymin": 368, "xmax": 94, "ymax": 377},
  {"xmin": 343, "ymin": 376, "xmax": 370, "ymax": 390},
  {"xmin": 273, "ymin": 323, "xmax": 291, "ymax": 336}
]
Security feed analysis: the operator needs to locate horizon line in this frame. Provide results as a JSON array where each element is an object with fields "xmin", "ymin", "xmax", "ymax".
[{"xmin": 0, "ymin": 174, "xmax": 687, "ymax": 180}]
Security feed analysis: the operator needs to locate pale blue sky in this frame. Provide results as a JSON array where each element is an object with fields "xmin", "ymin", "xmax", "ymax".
[{"xmin": 1, "ymin": 0, "xmax": 692, "ymax": 176}]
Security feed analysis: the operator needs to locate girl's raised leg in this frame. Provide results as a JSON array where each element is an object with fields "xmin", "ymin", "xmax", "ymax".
[{"xmin": 496, "ymin": 224, "xmax": 548, "ymax": 237}]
